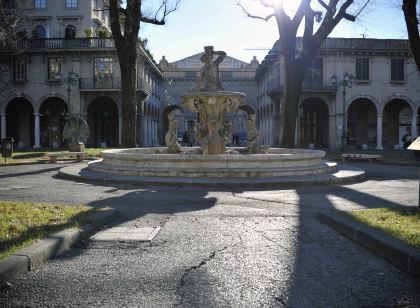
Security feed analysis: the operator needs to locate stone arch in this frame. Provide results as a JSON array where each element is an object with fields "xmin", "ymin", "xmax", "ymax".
[
  {"xmin": 39, "ymin": 97, "xmax": 68, "ymax": 147},
  {"xmin": 383, "ymin": 98, "xmax": 412, "ymax": 148},
  {"xmin": 5, "ymin": 97, "xmax": 35, "ymax": 147},
  {"xmin": 383, "ymin": 94, "xmax": 414, "ymax": 114},
  {"xmin": 347, "ymin": 98, "xmax": 378, "ymax": 147},
  {"xmin": 1, "ymin": 93, "xmax": 35, "ymax": 114},
  {"xmin": 83, "ymin": 94, "xmax": 121, "ymax": 114},
  {"xmin": 347, "ymin": 93, "xmax": 380, "ymax": 115},
  {"xmin": 299, "ymin": 97, "xmax": 329, "ymax": 148},
  {"xmin": 300, "ymin": 93, "xmax": 333, "ymax": 115},
  {"xmin": 87, "ymin": 96, "xmax": 119, "ymax": 147},
  {"xmin": 36, "ymin": 93, "xmax": 68, "ymax": 113}
]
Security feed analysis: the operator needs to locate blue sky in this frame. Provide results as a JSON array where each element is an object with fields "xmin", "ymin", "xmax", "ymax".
[{"xmin": 140, "ymin": 0, "xmax": 408, "ymax": 64}]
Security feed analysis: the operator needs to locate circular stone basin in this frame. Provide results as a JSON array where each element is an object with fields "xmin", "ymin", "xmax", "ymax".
[{"xmin": 87, "ymin": 148, "xmax": 337, "ymax": 178}]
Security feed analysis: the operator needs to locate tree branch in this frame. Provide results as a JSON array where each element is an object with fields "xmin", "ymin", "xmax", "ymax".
[{"xmin": 236, "ymin": 1, "xmax": 275, "ymax": 21}]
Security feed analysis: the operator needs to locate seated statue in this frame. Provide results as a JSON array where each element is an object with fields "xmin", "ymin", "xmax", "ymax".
[
  {"xmin": 165, "ymin": 113, "xmax": 182, "ymax": 154},
  {"xmin": 241, "ymin": 114, "xmax": 269, "ymax": 154}
]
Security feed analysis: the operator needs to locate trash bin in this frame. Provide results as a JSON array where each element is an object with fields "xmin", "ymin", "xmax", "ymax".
[{"xmin": 1, "ymin": 137, "xmax": 14, "ymax": 158}]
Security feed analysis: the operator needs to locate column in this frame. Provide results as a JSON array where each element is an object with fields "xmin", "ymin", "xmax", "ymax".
[
  {"xmin": 1, "ymin": 114, "xmax": 6, "ymax": 140},
  {"xmin": 411, "ymin": 114, "xmax": 418, "ymax": 138},
  {"xmin": 329, "ymin": 114, "xmax": 336, "ymax": 149},
  {"xmin": 118, "ymin": 113, "xmax": 122, "ymax": 146},
  {"xmin": 376, "ymin": 113, "xmax": 383, "ymax": 150},
  {"xmin": 33, "ymin": 112, "xmax": 41, "ymax": 148}
]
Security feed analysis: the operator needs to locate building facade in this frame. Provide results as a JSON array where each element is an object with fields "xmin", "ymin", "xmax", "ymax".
[
  {"xmin": 0, "ymin": 0, "xmax": 165, "ymax": 148},
  {"xmin": 256, "ymin": 38, "xmax": 420, "ymax": 149},
  {"xmin": 159, "ymin": 53, "xmax": 259, "ymax": 145}
]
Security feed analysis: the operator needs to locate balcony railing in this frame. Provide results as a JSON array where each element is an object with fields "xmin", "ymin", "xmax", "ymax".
[
  {"xmin": 79, "ymin": 77, "xmax": 152, "ymax": 93},
  {"xmin": 292, "ymin": 38, "xmax": 411, "ymax": 52},
  {"xmin": 80, "ymin": 77, "xmax": 121, "ymax": 90},
  {"xmin": 267, "ymin": 77, "xmax": 336, "ymax": 93},
  {"xmin": 29, "ymin": 38, "xmax": 115, "ymax": 49}
]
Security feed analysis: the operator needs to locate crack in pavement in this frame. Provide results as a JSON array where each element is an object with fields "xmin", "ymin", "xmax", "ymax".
[{"xmin": 178, "ymin": 246, "xmax": 229, "ymax": 288}]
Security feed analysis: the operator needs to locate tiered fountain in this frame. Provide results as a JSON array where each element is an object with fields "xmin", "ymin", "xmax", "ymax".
[{"xmin": 60, "ymin": 47, "xmax": 364, "ymax": 187}]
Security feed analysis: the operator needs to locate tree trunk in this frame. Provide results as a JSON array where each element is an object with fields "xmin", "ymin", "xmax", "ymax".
[
  {"xmin": 119, "ymin": 57, "xmax": 138, "ymax": 148},
  {"xmin": 280, "ymin": 74, "xmax": 304, "ymax": 148},
  {"xmin": 403, "ymin": 0, "xmax": 420, "ymax": 71}
]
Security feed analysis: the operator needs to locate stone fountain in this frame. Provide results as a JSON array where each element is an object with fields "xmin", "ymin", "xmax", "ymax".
[{"xmin": 60, "ymin": 47, "xmax": 365, "ymax": 187}]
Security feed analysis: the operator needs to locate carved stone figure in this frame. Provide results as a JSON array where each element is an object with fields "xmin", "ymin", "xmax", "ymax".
[
  {"xmin": 62, "ymin": 115, "xmax": 90, "ymax": 152},
  {"xmin": 195, "ymin": 46, "xmax": 226, "ymax": 91},
  {"xmin": 165, "ymin": 112, "xmax": 182, "ymax": 154},
  {"xmin": 221, "ymin": 120, "xmax": 233, "ymax": 146},
  {"xmin": 241, "ymin": 114, "xmax": 269, "ymax": 154}
]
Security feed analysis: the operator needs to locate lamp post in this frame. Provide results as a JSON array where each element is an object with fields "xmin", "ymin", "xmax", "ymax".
[
  {"xmin": 331, "ymin": 72, "xmax": 354, "ymax": 150},
  {"xmin": 55, "ymin": 70, "xmax": 79, "ymax": 111}
]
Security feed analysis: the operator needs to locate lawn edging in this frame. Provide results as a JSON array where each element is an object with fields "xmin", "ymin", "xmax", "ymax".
[
  {"xmin": 0, "ymin": 207, "xmax": 119, "ymax": 287},
  {"xmin": 317, "ymin": 211, "xmax": 420, "ymax": 280}
]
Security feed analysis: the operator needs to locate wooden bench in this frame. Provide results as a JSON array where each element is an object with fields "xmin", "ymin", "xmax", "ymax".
[
  {"xmin": 342, "ymin": 153, "xmax": 381, "ymax": 163},
  {"xmin": 45, "ymin": 152, "xmax": 87, "ymax": 163}
]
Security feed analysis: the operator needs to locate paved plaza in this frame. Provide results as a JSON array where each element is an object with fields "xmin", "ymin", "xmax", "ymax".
[{"xmin": 0, "ymin": 162, "xmax": 419, "ymax": 307}]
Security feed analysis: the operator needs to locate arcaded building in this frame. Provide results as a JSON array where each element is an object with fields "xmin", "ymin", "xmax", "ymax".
[
  {"xmin": 0, "ymin": 0, "xmax": 165, "ymax": 148},
  {"xmin": 256, "ymin": 38, "xmax": 420, "ymax": 149}
]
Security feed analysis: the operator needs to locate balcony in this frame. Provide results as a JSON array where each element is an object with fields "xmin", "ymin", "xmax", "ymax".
[
  {"xmin": 29, "ymin": 38, "xmax": 115, "ymax": 49},
  {"xmin": 79, "ymin": 77, "xmax": 152, "ymax": 94},
  {"xmin": 80, "ymin": 77, "xmax": 121, "ymax": 90},
  {"xmin": 267, "ymin": 77, "xmax": 336, "ymax": 95}
]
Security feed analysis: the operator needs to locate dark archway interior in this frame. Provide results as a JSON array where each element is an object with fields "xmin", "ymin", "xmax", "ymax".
[
  {"xmin": 40, "ymin": 98, "xmax": 68, "ymax": 148},
  {"xmin": 347, "ymin": 99, "xmax": 377, "ymax": 147},
  {"xmin": 6, "ymin": 98, "xmax": 34, "ymax": 147},
  {"xmin": 383, "ymin": 99, "xmax": 411, "ymax": 148},
  {"xmin": 299, "ymin": 98, "xmax": 329, "ymax": 148},
  {"xmin": 87, "ymin": 97, "xmax": 119, "ymax": 147}
]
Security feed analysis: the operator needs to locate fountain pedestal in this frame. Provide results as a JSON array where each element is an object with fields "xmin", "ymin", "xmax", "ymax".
[{"xmin": 182, "ymin": 91, "xmax": 246, "ymax": 155}]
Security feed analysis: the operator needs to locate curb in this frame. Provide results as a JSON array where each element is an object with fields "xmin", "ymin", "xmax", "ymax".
[
  {"xmin": 317, "ymin": 211, "xmax": 420, "ymax": 280},
  {"xmin": 0, "ymin": 208, "xmax": 119, "ymax": 287},
  {"xmin": 57, "ymin": 163, "xmax": 366, "ymax": 188}
]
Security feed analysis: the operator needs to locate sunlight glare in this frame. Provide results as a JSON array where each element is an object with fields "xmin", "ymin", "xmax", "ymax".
[{"xmin": 245, "ymin": 0, "xmax": 301, "ymax": 17}]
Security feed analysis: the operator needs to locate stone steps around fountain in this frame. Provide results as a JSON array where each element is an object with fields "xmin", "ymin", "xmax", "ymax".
[
  {"xmin": 87, "ymin": 160, "xmax": 337, "ymax": 178},
  {"xmin": 58, "ymin": 163, "xmax": 365, "ymax": 188}
]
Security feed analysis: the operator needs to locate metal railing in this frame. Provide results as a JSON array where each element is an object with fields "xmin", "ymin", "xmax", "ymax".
[
  {"xmin": 267, "ymin": 77, "xmax": 336, "ymax": 93},
  {"xmin": 29, "ymin": 38, "xmax": 115, "ymax": 49},
  {"xmin": 79, "ymin": 77, "xmax": 152, "ymax": 93},
  {"xmin": 79, "ymin": 77, "xmax": 121, "ymax": 89}
]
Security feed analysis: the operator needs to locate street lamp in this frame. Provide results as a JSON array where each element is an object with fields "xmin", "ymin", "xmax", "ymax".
[
  {"xmin": 331, "ymin": 72, "xmax": 354, "ymax": 149},
  {"xmin": 55, "ymin": 70, "xmax": 79, "ymax": 109}
]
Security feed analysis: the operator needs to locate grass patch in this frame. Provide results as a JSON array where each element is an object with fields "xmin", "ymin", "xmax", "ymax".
[
  {"xmin": 0, "ymin": 200, "xmax": 97, "ymax": 259},
  {"xmin": 343, "ymin": 207, "xmax": 420, "ymax": 249}
]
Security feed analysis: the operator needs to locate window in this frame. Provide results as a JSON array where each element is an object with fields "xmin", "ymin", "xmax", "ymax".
[
  {"xmin": 355, "ymin": 58, "xmax": 369, "ymax": 80},
  {"xmin": 13, "ymin": 59, "xmax": 25, "ymax": 81},
  {"xmin": 94, "ymin": 57, "xmax": 113, "ymax": 88},
  {"xmin": 48, "ymin": 57, "xmax": 62, "ymax": 80},
  {"xmin": 66, "ymin": 0, "xmax": 77, "ymax": 8},
  {"xmin": 34, "ymin": 0, "xmax": 46, "ymax": 8},
  {"xmin": 304, "ymin": 57, "xmax": 323, "ymax": 87},
  {"xmin": 391, "ymin": 58, "xmax": 405, "ymax": 81},
  {"xmin": 65, "ymin": 25, "xmax": 76, "ymax": 39}
]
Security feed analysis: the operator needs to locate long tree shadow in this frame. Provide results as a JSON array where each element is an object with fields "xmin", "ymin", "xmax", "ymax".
[{"xmin": 282, "ymin": 181, "xmax": 420, "ymax": 306}]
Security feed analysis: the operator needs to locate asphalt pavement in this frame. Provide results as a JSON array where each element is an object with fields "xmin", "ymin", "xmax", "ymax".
[{"xmin": 0, "ymin": 162, "xmax": 419, "ymax": 307}]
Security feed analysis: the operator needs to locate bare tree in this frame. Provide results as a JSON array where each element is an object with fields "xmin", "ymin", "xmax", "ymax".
[
  {"xmin": 108, "ymin": 0, "xmax": 179, "ymax": 147},
  {"xmin": 238, "ymin": 0, "xmax": 371, "ymax": 148},
  {"xmin": 0, "ymin": 0, "xmax": 30, "ymax": 57},
  {"xmin": 402, "ymin": 0, "xmax": 420, "ymax": 71}
]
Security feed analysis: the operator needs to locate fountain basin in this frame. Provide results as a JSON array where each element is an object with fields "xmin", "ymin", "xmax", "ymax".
[{"xmin": 87, "ymin": 148, "xmax": 336, "ymax": 178}]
